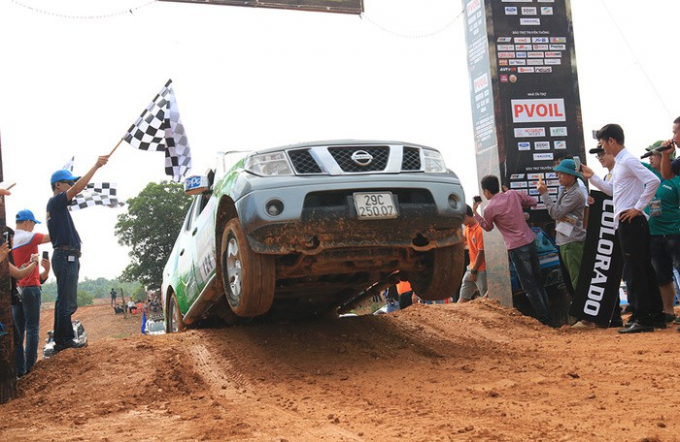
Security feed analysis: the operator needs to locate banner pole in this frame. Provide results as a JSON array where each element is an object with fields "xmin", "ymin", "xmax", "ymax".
[{"xmin": 109, "ymin": 138, "xmax": 124, "ymax": 157}]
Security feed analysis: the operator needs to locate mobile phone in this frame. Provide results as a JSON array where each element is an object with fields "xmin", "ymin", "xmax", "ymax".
[
  {"xmin": 573, "ymin": 156, "xmax": 581, "ymax": 171},
  {"xmin": 43, "ymin": 251, "xmax": 49, "ymax": 260},
  {"xmin": 2, "ymin": 231, "xmax": 8, "ymax": 245},
  {"xmin": 473, "ymin": 195, "xmax": 482, "ymax": 203}
]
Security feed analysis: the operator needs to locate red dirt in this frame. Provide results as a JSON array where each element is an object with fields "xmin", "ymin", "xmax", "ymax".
[{"xmin": 1, "ymin": 300, "xmax": 679, "ymax": 441}]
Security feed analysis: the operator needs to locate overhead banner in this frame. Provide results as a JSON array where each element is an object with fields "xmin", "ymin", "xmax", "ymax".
[
  {"xmin": 463, "ymin": 0, "xmax": 585, "ymax": 221},
  {"xmin": 569, "ymin": 191, "xmax": 623, "ymax": 325},
  {"xmin": 158, "ymin": 0, "xmax": 364, "ymax": 15}
]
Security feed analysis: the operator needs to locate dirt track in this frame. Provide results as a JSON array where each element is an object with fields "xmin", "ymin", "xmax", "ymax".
[{"xmin": 1, "ymin": 301, "xmax": 680, "ymax": 442}]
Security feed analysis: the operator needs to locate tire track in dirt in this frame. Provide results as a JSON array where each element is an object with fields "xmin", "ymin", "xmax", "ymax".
[{"xmin": 187, "ymin": 336, "xmax": 368, "ymax": 441}]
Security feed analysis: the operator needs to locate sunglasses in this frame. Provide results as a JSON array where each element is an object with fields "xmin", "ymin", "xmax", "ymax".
[
  {"xmin": 59, "ymin": 180, "xmax": 76, "ymax": 186},
  {"xmin": 595, "ymin": 151, "xmax": 606, "ymax": 159}
]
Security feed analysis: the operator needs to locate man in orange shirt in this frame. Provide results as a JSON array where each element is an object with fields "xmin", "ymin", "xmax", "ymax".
[{"xmin": 459, "ymin": 205, "xmax": 487, "ymax": 302}]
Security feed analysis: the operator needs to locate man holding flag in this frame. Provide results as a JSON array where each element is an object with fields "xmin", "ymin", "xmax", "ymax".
[{"xmin": 47, "ymin": 155, "xmax": 108, "ymax": 352}]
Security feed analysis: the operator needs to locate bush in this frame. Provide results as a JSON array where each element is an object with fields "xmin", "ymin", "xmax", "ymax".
[{"xmin": 77, "ymin": 291, "xmax": 94, "ymax": 306}]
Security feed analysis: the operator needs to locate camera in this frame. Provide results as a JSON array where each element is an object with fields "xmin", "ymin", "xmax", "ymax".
[{"xmin": 473, "ymin": 195, "xmax": 482, "ymax": 203}]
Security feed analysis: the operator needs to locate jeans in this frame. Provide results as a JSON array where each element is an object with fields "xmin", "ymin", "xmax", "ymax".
[
  {"xmin": 52, "ymin": 249, "xmax": 80, "ymax": 345},
  {"xmin": 12, "ymin": 286, "xmax": 42, "ymax": 376},
  {"xmin": 509, "ymin": 242, "xmax": 552, "ymax": 325},
  {"xmin": 649, "ymin": 234, "xmax": 680, "ymax": 285},
  {"xmin": 618, "ymin": 216, "xmax": 663, "ymax": 324}
]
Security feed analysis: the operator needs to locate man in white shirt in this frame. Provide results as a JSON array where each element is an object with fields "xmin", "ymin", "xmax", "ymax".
[{"xmin": 581, "ymin": 124, "xmax": 663, "ymax": 334}]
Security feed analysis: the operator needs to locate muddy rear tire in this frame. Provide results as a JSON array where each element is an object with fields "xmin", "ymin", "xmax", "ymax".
[
  {"xmin": 410, "ymin": 243, "xmax": 465, "ymax": 301},
  {"xmin": 221, "ymin": 218, "xmax": 275, "ymax": 317}
]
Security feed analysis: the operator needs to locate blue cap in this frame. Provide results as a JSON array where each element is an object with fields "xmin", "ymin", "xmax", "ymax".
[
  {"xmin": 554, "ymin": 159, "xmax": 584, "ymax": 180},
  {"xmin": 16, "ymin": 209, "xmax": 41, "ymax": 224},
  {"xmin": 50, "ymin": 169, "xmax": 81, "ymax": 185}
]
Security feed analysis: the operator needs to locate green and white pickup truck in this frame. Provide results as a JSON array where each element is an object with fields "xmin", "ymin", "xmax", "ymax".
[{"xmin": 161, "ymin": 140, "xmax": 466, "ymax": 331}]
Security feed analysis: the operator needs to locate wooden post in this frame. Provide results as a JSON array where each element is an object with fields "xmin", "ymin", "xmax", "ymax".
[{"xmin": 0, "ymin": 131, "xmax": 17, "ymax": 403}]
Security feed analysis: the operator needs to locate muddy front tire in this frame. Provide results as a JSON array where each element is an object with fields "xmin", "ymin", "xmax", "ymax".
[
  {"xmin": 410, "ymin": 243, "xmax": 465, "ymax": 301},
  {"xmin": 221, "ymin": 218, "xmax": 275, "ymax": 317},
  {"xmin": 166, "ymin": 293, "xmax": 185, "ymax": 333}
]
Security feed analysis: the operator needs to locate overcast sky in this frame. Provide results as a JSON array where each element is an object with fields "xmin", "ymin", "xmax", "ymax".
[{"xmin": 0, "ymin": 0, "xmax": 678, "ymax": 282}]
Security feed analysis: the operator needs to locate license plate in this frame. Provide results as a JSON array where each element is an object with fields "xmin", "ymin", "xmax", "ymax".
[{"xmin": 353, "ymin": 192, "xmax": 398, "ymax": 220}]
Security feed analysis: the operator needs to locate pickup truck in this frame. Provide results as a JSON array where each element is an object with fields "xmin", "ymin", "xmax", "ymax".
[{"xmin": 161, "ymin": 140, "xmax": 466, "ymax": 331}]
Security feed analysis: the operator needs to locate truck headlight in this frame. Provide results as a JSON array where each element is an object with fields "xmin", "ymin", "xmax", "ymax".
[
  {"xmin": 422, "ymin": 149, "xmax": 447, "ymax": 173},
  {"xmin": 245, "ymin": 152, "xmax": 294, "ymax": 176}
]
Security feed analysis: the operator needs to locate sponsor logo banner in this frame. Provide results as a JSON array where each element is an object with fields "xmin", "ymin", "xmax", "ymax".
[
  {"xmin": 515, "ymin": 127, "xmax": 547, "ymax": 138},
  {"xmin": 533, "ymin": 153, "xmax": 554, "ymax": 161},
  {"xmin": 550, "ymin": 126, "xmax": 568, "ymax": 136},
  {"xmin": 520, "ymin": 18, "xmax": 541, "ymax": 25},
  {"xmin": 512, "ymin": 98, "xmax": 566, "ymax": 123}
]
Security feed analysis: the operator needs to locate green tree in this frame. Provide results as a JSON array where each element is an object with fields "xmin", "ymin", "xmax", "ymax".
[
  {"xmin": 77, "ymin": 291, "xmax": 94, "ymax": 306},
  {"xmin": 115, "ymin": 181, "xmax": 192, "ymax": 290}
]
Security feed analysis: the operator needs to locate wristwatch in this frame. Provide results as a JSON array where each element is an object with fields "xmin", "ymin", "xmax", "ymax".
[{"xmin": 470, "ymin": 269, "xmax": 478, "ymax": 275}]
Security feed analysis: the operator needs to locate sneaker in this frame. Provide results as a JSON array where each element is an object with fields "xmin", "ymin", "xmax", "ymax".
[{"xmin": 53, "ymin": 339, "xmax": 87, "ymax": 353}]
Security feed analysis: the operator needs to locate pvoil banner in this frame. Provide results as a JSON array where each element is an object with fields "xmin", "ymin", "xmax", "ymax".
[{"xmin": 158, "ymin": 0, "xmax": 364, "ymax": 15}]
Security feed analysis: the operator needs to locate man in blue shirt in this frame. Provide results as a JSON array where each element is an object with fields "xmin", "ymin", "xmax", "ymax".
[{"xmin": 47, "ymin": 155, "xmax": 108, "ymax": 352}]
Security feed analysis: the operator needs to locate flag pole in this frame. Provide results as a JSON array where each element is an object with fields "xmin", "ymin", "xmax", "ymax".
[{"xmin": 109, "ymin": 138, "xmax": 124, "ymax": 156}]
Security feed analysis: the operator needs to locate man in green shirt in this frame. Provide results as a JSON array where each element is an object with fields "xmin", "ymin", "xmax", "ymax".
[{"xmin": 643, "ymin": 141, "xmax": 680, "ymax": 323}]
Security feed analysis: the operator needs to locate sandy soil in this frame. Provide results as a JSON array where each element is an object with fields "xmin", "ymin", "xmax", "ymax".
[{"xmin": 1, "ymin": 300, "xmax": 679, "ymax": 442}]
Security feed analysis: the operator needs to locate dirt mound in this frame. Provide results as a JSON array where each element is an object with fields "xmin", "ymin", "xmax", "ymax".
[{"xmin": 1, "ymin": 301, "xmax": 678, "ymax": 441}]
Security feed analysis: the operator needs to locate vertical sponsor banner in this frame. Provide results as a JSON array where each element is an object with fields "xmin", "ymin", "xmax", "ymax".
[
  {"xmin": 463, "ymin": 0, "xmax": 585, "ymax": 220},
  {"xmin": 569, "ymin": 191, "xmax": 623, "ymax": 324}
]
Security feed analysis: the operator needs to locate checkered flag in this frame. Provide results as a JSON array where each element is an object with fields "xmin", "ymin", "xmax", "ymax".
[
  {"xmin": 62, "ymin": 156, "xmax": 74, "ymax": 173},
  {"xmin": 123, "ymin": 79, "xmax": 192, "ymax": 182},
  {"xmin": 69, "ymin": 182, "xmax": 126, "ymax": 211}
]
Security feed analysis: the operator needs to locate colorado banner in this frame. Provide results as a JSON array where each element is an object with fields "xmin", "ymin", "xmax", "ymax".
[{"xmin": 569, "ymin": 190, "xmax": 623, "ymax": 325}]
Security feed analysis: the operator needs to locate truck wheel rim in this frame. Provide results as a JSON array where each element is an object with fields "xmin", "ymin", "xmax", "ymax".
[{"xmin": 226, "ymin": 237, "xmax": 243, "ymax": 298}]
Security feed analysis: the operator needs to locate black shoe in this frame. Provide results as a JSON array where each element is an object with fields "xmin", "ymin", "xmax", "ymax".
[
  {"xmin": 618, "ymin": 322, "xmax": 654, "ymax": 334},
  {"xmin": 663, "ymin": 313, "xmax": 677, "ymax": 323},
  {"xmin": 53, "ymin": 339, "xmax": 87, "ymax": 353}
]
